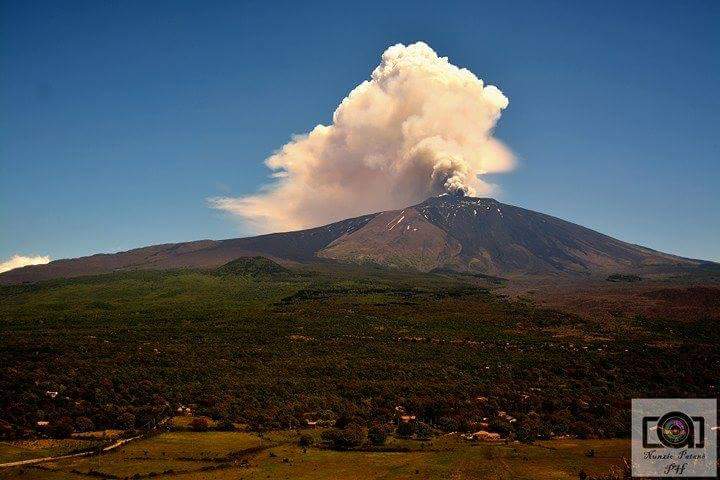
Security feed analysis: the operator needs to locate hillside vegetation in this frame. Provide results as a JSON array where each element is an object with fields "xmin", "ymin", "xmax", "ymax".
[{"xmin": 0, "ymin": 266, "xmax": 717, "ymax": 441}]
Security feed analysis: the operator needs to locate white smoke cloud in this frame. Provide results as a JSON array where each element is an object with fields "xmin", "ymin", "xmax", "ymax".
[
  {"xmin": 0, "ymin": 254, "xmax": 51, "ymax": 273},
  {"xmin": 210, "ymin": 41, "xmax": 514, "ymax": 233}
]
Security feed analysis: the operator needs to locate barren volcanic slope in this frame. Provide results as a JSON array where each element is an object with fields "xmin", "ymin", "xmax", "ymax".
[
  {"xmin": 0, "ymin": 214, "xmax": 377, "ymax": 284},
  {"xmin": 319, "ymin": 195, "xmax": 704, "ymax": 275},
  {"xmin": 0, "ymin": 195, "xmax": 706, "ymax": 284}
]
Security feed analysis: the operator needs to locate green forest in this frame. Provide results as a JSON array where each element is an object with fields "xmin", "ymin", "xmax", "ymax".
[{"xmin": 1, "ymin": 262, "xmax": 717, "ymax": 442}]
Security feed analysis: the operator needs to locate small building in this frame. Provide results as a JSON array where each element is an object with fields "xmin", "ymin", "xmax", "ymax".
[
  {"xmin": 176, "ymin": 405, "xmax": 192, "ymax": 416},
  {"xmin": 45, "ymin": 391, "xmax": 58, "ymax": 399},
  {"xmin": 36, "ymin": 421, "xmax": 49, "ymax": 428},
  {"xmin": 394, "ymin": 405, "xmax": 417, "ymax": 426},
  {"xmin": 497, "ymin": 411, "xmax": 517, "ymax": 423},
  {"xmin": 302, "ymin": 411, "xmax": 336, "ymax": 428},
  {"xmin": 398, "ymin": 415, "xmax": 416, "ymax": 424}
]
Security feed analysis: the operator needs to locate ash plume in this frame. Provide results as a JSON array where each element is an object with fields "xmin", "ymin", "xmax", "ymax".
[{"xmin": 210, "ymin": 42, "xmax": 514, "ymax": 232}]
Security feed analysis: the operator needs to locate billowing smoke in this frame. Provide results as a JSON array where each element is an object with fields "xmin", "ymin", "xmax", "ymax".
[
  {"xmin": 0, "ymin": 254, "xmax": 51, "ymax": 273},
  {"xmin": 210, "ymin": 42, "xmax": 514, "ymax": 233}
]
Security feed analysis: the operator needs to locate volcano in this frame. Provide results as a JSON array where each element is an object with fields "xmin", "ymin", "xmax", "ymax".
[
  {"xmin": 0, "ymin": 195, "xmax": 708, "ymax": 284},
  {"xmin": 316, "ymin": 194, "xmax": 703, "ymax": 275}
]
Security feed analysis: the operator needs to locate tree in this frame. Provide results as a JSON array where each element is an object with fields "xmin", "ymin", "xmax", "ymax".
[
  {"xmin": 321, "ymin": 424, "xmax": 367, "ymax": 450},
  {"xmin": 397, "ymin": 421, "xmax": 415, "ymax": 438},
  {"xmin": 75, "ymin": 416, "xmax": 95, "ymax": 433},
  {"xmin": 118, "ymin": 412, "xmax": 136, "ymax": 430},
  {"xmin": 415, "ymin": 422, "xmax": 431, "ymax": 440},
  {"xmin": 516, "ymin": 413, "xmax": 543, "ymax": 443},
  {"xmin": 51, "ymin": 416, "xmax": 74, "ymax": 439},
  {"xmin": 334, "ymin": 414, "xmax": 352, "ymax": 429},
  {"xmin": 367, "ymin": 425, "xmax": 387, "ymax": 446}
]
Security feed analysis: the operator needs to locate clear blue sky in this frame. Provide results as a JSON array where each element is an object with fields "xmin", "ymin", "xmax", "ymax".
[{"xmin": 2, "ymin": 0, "xmax": 719, "ymax": 262}]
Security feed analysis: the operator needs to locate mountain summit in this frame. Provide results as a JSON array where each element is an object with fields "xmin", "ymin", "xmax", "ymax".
[
  {"xmin": 317, "ymin": 194, "xmax": 700, "ymax": 274},
  {"xmin": 0, "ymin": 196, "xmax": 706, "ymax": 284}
]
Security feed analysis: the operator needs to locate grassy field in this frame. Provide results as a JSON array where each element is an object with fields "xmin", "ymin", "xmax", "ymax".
[
  {"xmin": 1, "ymin": 430, "xmax": 630, "ymax": 480},
  {"xmin": 0, "ymin": 438, "xmax": 105, "ymax": 464}
]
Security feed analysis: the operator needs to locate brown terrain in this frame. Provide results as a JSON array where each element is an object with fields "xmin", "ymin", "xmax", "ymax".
[{"xmin": 500, "ymin": 275, "xmax": 720, "ymax": 323}]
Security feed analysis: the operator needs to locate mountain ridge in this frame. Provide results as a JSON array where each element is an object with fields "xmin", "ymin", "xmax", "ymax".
[{"xmin": 1, "ymin": 195, "xmax": 710, "ymax": 284}]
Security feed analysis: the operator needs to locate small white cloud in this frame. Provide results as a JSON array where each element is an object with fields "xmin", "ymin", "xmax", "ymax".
[{"xmin": 0, "ymin": 254, "xmax": 51, "ymax": 273}]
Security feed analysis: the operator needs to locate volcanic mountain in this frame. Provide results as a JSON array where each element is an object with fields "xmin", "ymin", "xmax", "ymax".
[{"xmin": 0, "ymin": 195, "xmax": 707, "ymax": 284}]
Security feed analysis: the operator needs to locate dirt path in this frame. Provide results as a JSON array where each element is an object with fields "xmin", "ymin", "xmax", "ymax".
[{"xmin": 0, "ymin": 435, "xmax": 142, "ymax": 469}]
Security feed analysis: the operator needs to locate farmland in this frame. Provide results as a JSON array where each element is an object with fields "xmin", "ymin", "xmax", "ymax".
[{"xmin": 2, "ymin": 430, "xmax": 630, "ymax": 479}]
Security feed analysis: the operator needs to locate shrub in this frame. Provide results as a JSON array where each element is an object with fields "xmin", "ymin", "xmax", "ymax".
[
  {"xmin": 216, "ymin": 419, "xmax": 235, "ymax": 431},
  {"xmin": 415, "ymin": 422, "xmax": 431, "ymax": 440},
  {"xmin": 190, "ymin": 418, "xmax": 209, "ymax": 432},
  {"xmin": 298, "ymin": 433, "xmax": 314, "ymax": 448},
  {"xmin": 488, "ymin": 417, "xmax": 512, "ymax": 436},
  {"xmin": 321, "ymin": 424, "xmax": 367, "ymax": 450},
  {"xmin": 321, "ymin": 429, "xmax": 340, "ymax": 446},
  {"xmin": 437, "ymin": 417, "xmax": 459, "ymax": 432},
  {"xmin": 367, "ymin": 425, "xmax": 387, "ymax": 446},
  {"xmin": 570, "ymin": 420, "xmax": 595, "ymax": 439}
]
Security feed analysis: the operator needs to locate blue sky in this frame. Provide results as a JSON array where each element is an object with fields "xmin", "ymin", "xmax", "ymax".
[{"xmin": 2, "ymin": 0, "xmax": 719, "ymax": 263}]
